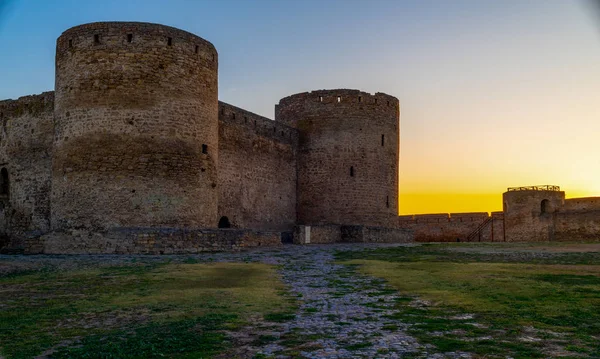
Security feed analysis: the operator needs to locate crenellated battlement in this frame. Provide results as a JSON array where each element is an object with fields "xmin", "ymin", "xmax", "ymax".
[
  {"xmin": 218, "ymin": 102, "xmax": 298, "ymax": 145},
  {"xmin": 0, "ymin": 92, "xmax": 54, "ymax": 119},
  {"xmin": 56, "ymin": 22, "xmax": 217, "ymax": 70},
  {"xmin": 275, "ymin": 89, "xmax": 399, "ymax": 129}
]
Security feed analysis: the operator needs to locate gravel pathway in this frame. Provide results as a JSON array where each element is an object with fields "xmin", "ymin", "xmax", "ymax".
[{"xmin": 250, "ymin": 245, "xmax": 471, "ymax": 359}]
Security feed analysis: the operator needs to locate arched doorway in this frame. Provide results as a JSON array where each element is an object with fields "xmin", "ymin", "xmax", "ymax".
[
  {"xmin": 218, "ymin": 216, "xmax": 231, "ymax": 228},
  {"xmin": 541, "ymin": 199, "xmax": 550, "ymax": 214}
]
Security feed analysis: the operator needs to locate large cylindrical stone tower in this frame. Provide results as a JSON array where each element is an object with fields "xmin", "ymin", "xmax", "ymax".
[
  {"xmin": 275, "ymin": 89, "xmax": 399, "ymax": 227},
  {"xmin": 52, "ymin": 22, "xmax": 218, "ymax": 230}
]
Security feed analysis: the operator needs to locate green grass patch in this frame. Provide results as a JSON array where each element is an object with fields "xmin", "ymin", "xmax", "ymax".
[
  {"xmin": 0, "ymin": 262, "xmax": 293, "ymax": 358},
  {"xmin": 337, "ymin": 243, "xmax": 600, "ymax": 358}
]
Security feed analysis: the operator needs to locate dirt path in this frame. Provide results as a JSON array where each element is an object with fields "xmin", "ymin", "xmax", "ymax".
[{"xmin": 240, "ymin": 245, "xmax": 471, "ymax": 358}]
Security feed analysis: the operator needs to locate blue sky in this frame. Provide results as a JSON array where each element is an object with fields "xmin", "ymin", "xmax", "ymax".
[{"xmin": 1, "ymin": 0, "xmax": 599, "ymax": 213}]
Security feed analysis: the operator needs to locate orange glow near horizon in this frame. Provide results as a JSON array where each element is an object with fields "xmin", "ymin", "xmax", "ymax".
[{"xmin": 398, "ymin": 190, "xmax": 600, "ymax": 216}]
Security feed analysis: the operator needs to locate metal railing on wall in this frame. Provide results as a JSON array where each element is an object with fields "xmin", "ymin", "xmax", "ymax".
[{"xmin": 507, "ymin": 185, "xmax": 560, "ymax": 192}]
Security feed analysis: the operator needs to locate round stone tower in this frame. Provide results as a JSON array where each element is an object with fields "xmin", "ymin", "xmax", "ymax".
[
  {"xmin": 275, "ymin": 89, "xmax": 399, "ymax": 227},
  {"xmin": 52, "ymin": 22, "xmax": 218, "ymax": 230},
  {"xmin": 503, "ymin": 185, "xmax": 565, "ymax": 242}
]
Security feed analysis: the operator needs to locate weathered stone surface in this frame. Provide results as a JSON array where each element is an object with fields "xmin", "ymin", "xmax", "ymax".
[
  {"xmin": 503, "ymin": 189, "xmax": 565, "ymax": 242},
  {"xmin": 0, "ymin": 93, "xmax": 54, "ymax": 247},
  {"xmin": 52, "ymin": 22, "xmax": 219, "ymax": 230},
  {"xmin": 294, "ymin": 225, "xmax": 412, "ymax": 244},
  {"xmin": 27, "ymin": 227, "xmax": 281, "ymax": 254},
  {"xmin": 218, "ymin": 102, "xmax": 297, "ymax": 231},
  {"xmin": 276, "ymin": 90, "xmax": 399, "ymax": 228}
]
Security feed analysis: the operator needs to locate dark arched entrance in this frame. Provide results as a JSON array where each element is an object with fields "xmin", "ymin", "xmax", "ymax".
[
  {"xmin": 218, "ymin": 216, "xmax": 231, "ymax": 228},
  {"xmin": 541, "ymin": 199, "xmax": 550, "ymax": 214}
]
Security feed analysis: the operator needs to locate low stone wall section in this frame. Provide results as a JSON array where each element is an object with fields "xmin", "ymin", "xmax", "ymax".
[
  {"xmin": 26, "ymin": 228, "xmax": 281, "ymax": 254},
  {"xmin": 294, "ymin": 224, "xmax": 413, "ymax": 244},
  {"xmin": 554, "ymin": 210, "xmax": 600, "ymax": 241},
  {"xmin": 398, "ymin": 212, "xmax": 491, "ymax": 242}
]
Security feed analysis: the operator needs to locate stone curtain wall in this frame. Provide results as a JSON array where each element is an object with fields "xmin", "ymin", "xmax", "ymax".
[
  {"xmin": 218, "ymin": 102, "xmax": 298, "ymax": 230},
  {"xmin": 275, "ymin": 90, "xmax": 399, "ymax": 228},
  {"xmin": 26, "ymin": 228, "xmax": 281, "ymax": 254},
  {"xmin": 563, "ymin": 197, "xmax": 600, "ymax": 212},
  {"xmin": 554, "ymin": 197, "xmax": 600, "ymax": 241},
  {"xmin": 52, "ymin": 22, "xmax": 219, "ymax": 230},
  {"xmin": 398, "ymin": 212, "xmax": 499, "ymax": 242},
  {"xmin": 0, "ymin": 93, "xmax": 54, "ymax": 247},
  {"xmin": 554, "ymin": 210, "xmax": 600, "ymax": 241}
]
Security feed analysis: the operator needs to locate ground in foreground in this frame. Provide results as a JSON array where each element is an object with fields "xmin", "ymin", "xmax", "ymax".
[{"xmin": 1, "ymin": 242, "xmax": 599, "ymax": 358}]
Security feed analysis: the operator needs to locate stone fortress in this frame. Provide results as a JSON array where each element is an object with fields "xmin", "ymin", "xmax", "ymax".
[{"xmin": 0, "ymin": 22, "xmax": 598, "ymax": 254}]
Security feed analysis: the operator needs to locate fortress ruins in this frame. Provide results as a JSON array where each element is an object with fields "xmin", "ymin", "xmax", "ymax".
[{"xmin": 0, "ymin": 22, "xmax": 598, "ymax": 254}]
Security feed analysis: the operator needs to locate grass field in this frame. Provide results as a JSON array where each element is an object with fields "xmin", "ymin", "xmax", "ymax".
[
  {"xmin": 337, "ymin": 242, "xmax": 600, "ymax": 358},
  {"xmin": 0, "ymin": 261, "xmax": 294, "ymax": 359}
]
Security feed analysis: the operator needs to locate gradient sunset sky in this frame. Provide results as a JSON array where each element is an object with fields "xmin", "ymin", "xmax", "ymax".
[{"xmin": 0, "ymin": 0, "xmax": 598, "ymax": 215}]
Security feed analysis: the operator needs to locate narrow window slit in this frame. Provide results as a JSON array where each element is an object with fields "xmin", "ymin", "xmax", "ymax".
[
  {"xmin": 350, "ymin": 166, "xmax": 354, "ymax": 177},
  {"xmin": 0, "ymin": 168, "xmax": 9, "ymax": 197},
  {"xmin": 381, "ymin": 134, "xmax": 385, "ymax": 146},
  {"xmin": 68, "ymin": 39, "xmax": 73, "ymax": 48},
  {"xmin": 318, "ymin": 96, "xmax": 323, "ymax": 102},
  {"xmin": 167, "ymin": 37, "xmax": 172, "ymax": 46},
  {"xmin": 94, "ymin": 34, "xmax": 100, "ymax": 44},
  {"xmin": 358, "ymin": 96, "xmax": 362, "ymax": 102},
  {"xmin": 127, "ymin": 34, "xmax": 133, "ymax": 43},
  {"xmin": 337, "ymin": 96, "xmax": 341, "ymax": 103},
  {"xmin": 202, "ymin": 144, "xmax": 208, "ymax": 154},
  {"xmin": 195, "ymin": 45, "xmax": 199, "ymax": 54}
]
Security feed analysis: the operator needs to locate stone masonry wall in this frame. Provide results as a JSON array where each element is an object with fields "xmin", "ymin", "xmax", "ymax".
[
  {"xmin": 503, "ymin": 190, "xmax": 565, "ymax": 242},
  {"xmin": 27, "ymin": 228, "xmax": 281, "ymax": 254},
  {"xmin": 275, "ymin": 89, "xmax": 399, "ymax": 228},
  {"xmin": 342, "ymin": 225, "xmax": 413, "ymax": 243},
  {"xmin": 554, "ymin": 196, "xmax": 600, "ymax": 241},
  {"xmin": 563, "ymin": 197, "xmax": 600, "ymax": 212},
  {"xmin": 398, "ymin": 212, "xmax": 492, "ymax": 242},
  {"xmin": 0, "ymin": 93, "xmax": 54, "ymax": 247},
  {"xmin": 218, "ymin": 102, "xmax": 298, "ymax": 230},
  {"xmin": 293, "ymin": 224, "xmax": 413, "ymax": 244},
  {"xmin": 52, "ymin": 22, "xmax": 219, "ymax": 230},
  {"xmin": 554, "ymin": 210, "xmax": 600, "ymax": 241}
]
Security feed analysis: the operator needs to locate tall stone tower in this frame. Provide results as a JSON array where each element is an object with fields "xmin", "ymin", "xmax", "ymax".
[
  {"xmin": 503, "ymin": 186, "xmax": 565, "ymax": 241},
  {"xmin": 276, "ymin": 89, "xmax": 399, "ymax": 227},
  {"xmin": 52, "ymin": 22, "xmax": 219, "ymax": 230}
]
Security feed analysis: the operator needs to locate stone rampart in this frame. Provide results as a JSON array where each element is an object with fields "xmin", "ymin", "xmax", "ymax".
[
  {"xmin": 26, "ymin": 228, "xmax": 281, "ymax": 254},
  {"xmin": 0, "ymin": 92, "xmax": 54, "ymax": 247},
  {"xmin": 218, "ymin": 102, "xmax": 298, "ymax": 230}
]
